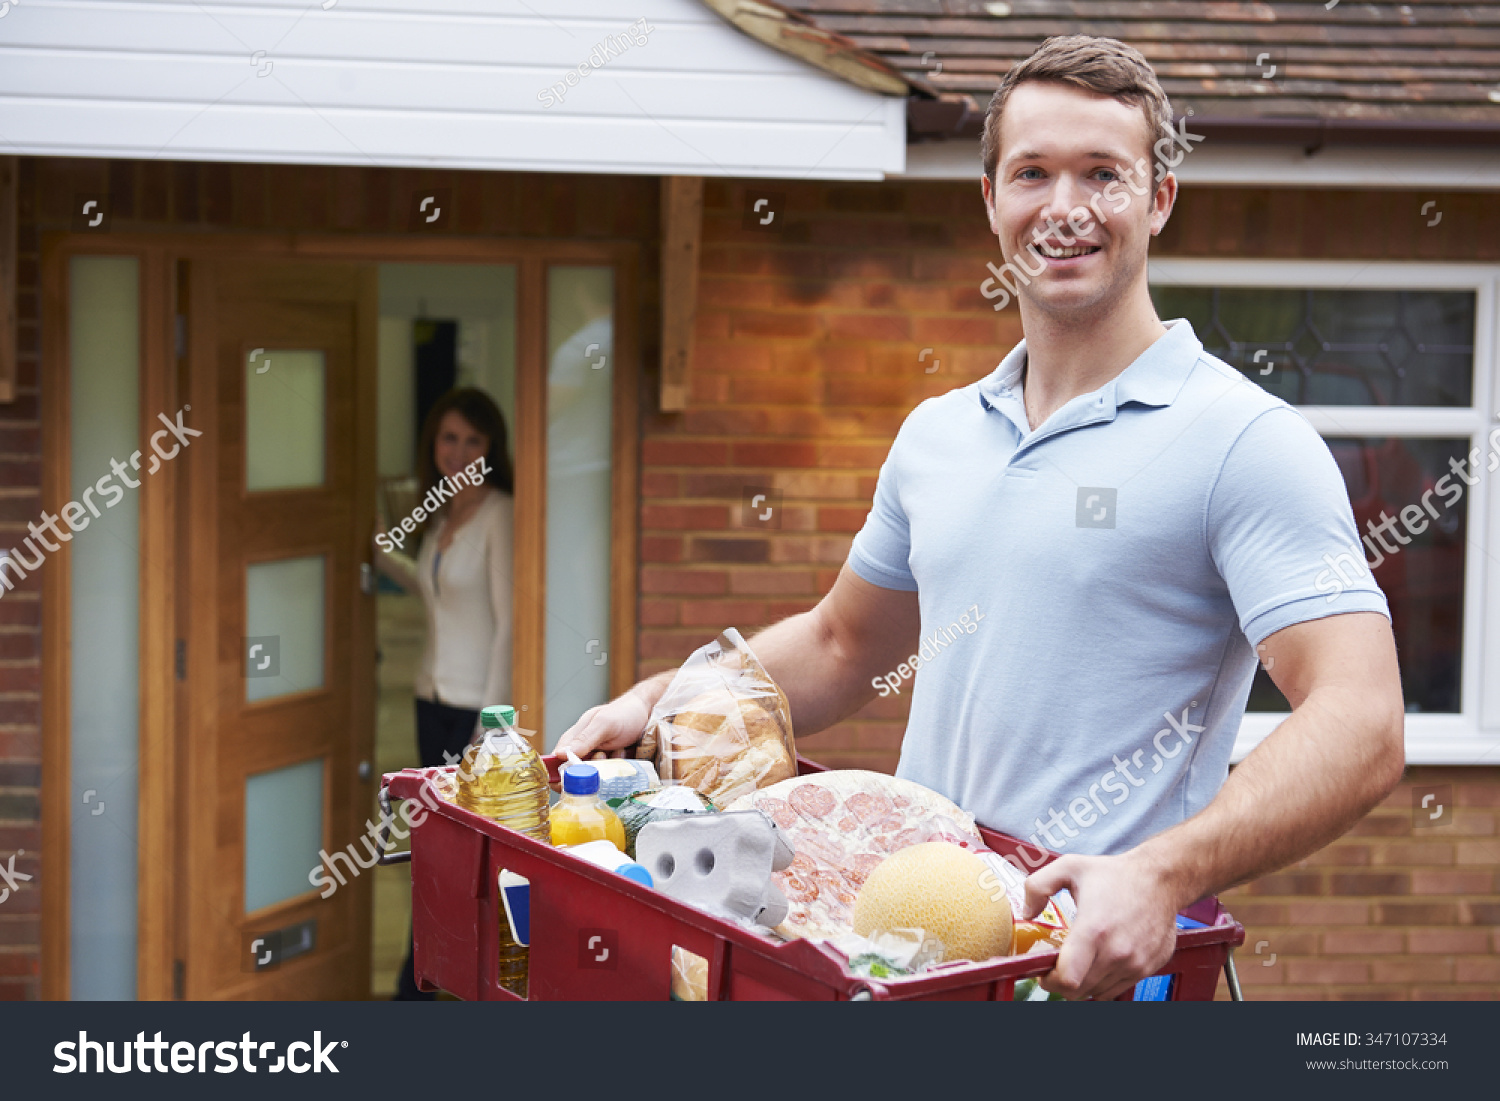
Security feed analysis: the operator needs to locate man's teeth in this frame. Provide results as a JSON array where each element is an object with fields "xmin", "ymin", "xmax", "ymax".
[{"xmin": 1036, "ymin": 243, "xmax": 1099, "ymax": 258}]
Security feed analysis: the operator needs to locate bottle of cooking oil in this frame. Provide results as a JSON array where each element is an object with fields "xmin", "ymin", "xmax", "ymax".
[
  {"xmin": 454, "ymin": 704, "xmax": 551, "ymax": 844},
  {"xmin": 550, "ymin": 763, "xmax": 627, "ymax": 851},
  {"xmin": 455, "ymin": 704, "xmax": 549, "ymax": 998}
]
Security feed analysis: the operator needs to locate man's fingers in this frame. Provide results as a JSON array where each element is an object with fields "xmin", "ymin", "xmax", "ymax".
[
  {"xmin": 1038, "ymin": 927, "xmax": 1095, "ymax": 1000},
  {"xmin": 1022, "ymin": 857, "xmax": 1074, "ymax": 921}
]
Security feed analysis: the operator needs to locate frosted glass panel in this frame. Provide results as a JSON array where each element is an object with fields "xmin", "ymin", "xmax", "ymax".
[
  {"xmin": 545, "ymin": 267, "xmax": 613, "ymax": 750},
  {"xmin": 246, "ymin": 349, "xmax": 325, "ymax": 490},
  {"xmin": 67, "ymin": 255, "xmax": 140, "ymax": 999},
  {"xmin": 244, "ymin": 758, "xmax": 324, "ymax": 913},
  {"xmin": 246, "ymin": 555, "xmax": 326, "ymax": 702}
]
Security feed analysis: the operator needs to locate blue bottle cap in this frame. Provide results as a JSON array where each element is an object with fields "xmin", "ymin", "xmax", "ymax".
[
  {"xmin": 562, "ymin": 763, "xmax": 600, "ymax": 795},
  {"xmin": 616, "ymin": 863, "xmax": 653, "ymax": 888}
]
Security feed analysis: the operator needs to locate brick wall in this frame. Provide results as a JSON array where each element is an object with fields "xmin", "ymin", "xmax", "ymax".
[{"xmin": 638, "ymin": 176, "xmax": 1500, "ymax": 999}]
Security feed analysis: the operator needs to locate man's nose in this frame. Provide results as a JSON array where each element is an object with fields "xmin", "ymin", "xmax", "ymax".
[{"xmin": 1039, "ymin": 175, "xmax": 1089, "ymax": 232}]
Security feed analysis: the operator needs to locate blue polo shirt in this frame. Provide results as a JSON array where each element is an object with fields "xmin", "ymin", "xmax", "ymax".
[{"xmin": 847, "ymin": 319, "xmax": 1389, "ymax": 857}]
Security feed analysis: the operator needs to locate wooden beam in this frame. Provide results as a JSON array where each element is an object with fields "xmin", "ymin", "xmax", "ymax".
[
  {"xmin": 659, "ymin": 176, "xmax": 703, "ymax": 413},
  {"xmin": 0, "ymin": 157, "xmax": 16, "ymax": 404}
]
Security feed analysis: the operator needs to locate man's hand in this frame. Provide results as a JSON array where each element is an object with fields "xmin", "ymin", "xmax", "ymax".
[
  {"xmin": 553, "ymin": 674, "xmax": 669, "ymax": 760},
  {"xmin": 1022, "ymin": 850, "xmax": 1179, "ymax": 1001}
]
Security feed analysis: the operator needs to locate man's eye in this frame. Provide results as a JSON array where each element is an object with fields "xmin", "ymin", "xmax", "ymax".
[
  {"xmin": 1096, "ymin": 169, "xmax": 1118, "ymax": 182},
  {"xmin": 1018, "ymin": 168, "xmax": 1044, "ymax": 180}
]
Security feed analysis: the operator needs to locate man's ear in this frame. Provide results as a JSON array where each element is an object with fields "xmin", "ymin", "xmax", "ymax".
[
  {"xmin": 1150, "ymin": 172, "xmax": 1178, "ymax": 237},
  {"xmin": 981, "ymin": 173, "xmax": 1000, "ymax": 236}
]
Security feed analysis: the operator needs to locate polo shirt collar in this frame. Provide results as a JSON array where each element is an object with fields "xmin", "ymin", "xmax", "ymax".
[{"xmin": 977, "ymin": 318, "xmax": 1204, "ymax": 416}]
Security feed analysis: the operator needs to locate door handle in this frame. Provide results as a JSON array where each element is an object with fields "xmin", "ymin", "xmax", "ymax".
[{"xmin": 360, "ymin": 561, "xmax": 375, "ymax": 595}]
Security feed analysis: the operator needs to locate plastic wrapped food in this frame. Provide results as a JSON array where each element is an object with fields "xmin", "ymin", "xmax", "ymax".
[
  {"xmin": 641, "ymin": 628, "xmax": 797, "ymax": 809},
  {"xmin": 725, "ymin": 770, "xmax": 985, "ymax": 941},
  {"xmin": 608, "ymin": 786, "xmax": 717, "ymax": 859}
]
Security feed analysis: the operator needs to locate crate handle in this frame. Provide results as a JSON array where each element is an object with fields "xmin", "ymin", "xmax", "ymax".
[
  {"xmin": 376, "ymin": 782, "xmax": 413, "ymax": 866},
  {"xmin": 1224, "ymin": 948, "xmax": 1244, "ymax": 1001}
]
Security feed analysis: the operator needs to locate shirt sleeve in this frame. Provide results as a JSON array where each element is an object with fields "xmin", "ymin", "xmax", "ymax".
[
  {"xmin": 1206, "ymin": 406, "xmax": 1390, "ymax": 648},
  {"xmin": 479, "ymin": 494, "xmax": 515, "ymax": 711},
  {"xmin": 848, "ymin": 446, "xmax": 919, "ymax": 592}
]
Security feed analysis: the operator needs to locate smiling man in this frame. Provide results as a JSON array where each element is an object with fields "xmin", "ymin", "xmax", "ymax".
[{"xmin": 558, "ymin": 36, "xmax": 1405, "ymax": 1000}]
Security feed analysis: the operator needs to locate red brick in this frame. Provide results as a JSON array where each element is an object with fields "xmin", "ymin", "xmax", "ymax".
[
  {"xmin": 1373, "ymin": 842, "xmax": 1453, "ymax": 865},
  {"xmin": 679, "ymin": 600, "xmax": 764, "ymax": 628},
  {"xmin": 1456, "ymin": 783, "xmax": 1500, "ymax": 807},
  {"xmin": 640, "ymin": 568, "xmax": 727, "ymax": 596},
  {"xmin": 1455, "ymin": 957, "xmax": 1500, "ymax": 983},
  {"xmin": 727, "ymin": 569, "xmax": 815, "ymax": 596},
  {"xmin": 1225, "ymin": 902, "xmax": 1289, "ymax": 925},
  {"xmin": 1374, "ymin": 902, "xmax": 1459, "ymax": 925},
  {"xmin": 1455, "ymin": 840, "xmax": 1500, "ymax": 864},
  {"xmin": 1459, "ymin": 900, "xmax": 1500, "ymax": 925},
  {"xmin": 0, "ymin": 667, "xmax": 38, "ymax": 693},
  {"xmin": 640, "ymin": 536, "xmax": 683, "ymax": 564},
  {"xmin": 817, "ymin": 506, "xmax": 868, "ymax": 533},
  {"xmin": 1288, "ymin": 901, "xmax": 1370, "ymax": 924},
  {"xmin": 1285, "ymin": 959, "xmax": 1369, "ymax": 985},
  {"xmin": 1370, "ymin": 958, "xmax": 1453, "ymax": 984},
  {"xmin": 641, "ymin": 504, "xmax": 730, "ymax": 531},
  {"xmin": 638, "ymin": 600, "xmax": 678, "ymax": 627},
  {"xmin": 1407, "ymin": 928, "xmax": 1490, "ymax": 954},
  {"xmin": 641, "ymin": 472, "xmax": 679, "ymax": 498},
  {"xmin": 1321, "ymin": 930, "xmax": 1404, "ymax": 954},
  {"xmin": 0, "ymin": 918, "xmax": 39, "ymax": 947},
  {"xmin": 1300, "ymin": 844, "xmax": 1372, "ymax": 867},
  {"xmin": 1331, "ymin": 873, "xmax": 1408, "ymax": 896},
  {"xmin": 731, "ymin": 311, "xmax": 820, "ymax": 339},
  {"xmin": 690, "ymin": 538, "xmax": 770, "ymax": 564},
  {"xmin": 0, "ymin": 952, "xmax": 38, "ymax": 978},
  {"xmin": 1348, "ymin": 815, "xmax": 1410, "ymax": 836},
  {"xmin": 821, "ymin": 443, "xmax": 893, "ymax": 469},
  {"xmin": 1248, "ymin": 873, "xmax": 1323, "ymax": 896},
  {"xmin": 641, "ymin": 439, "xmax": 729, "ymax": 467},
  {"xmin": 1409, "ymin": 869, "xmax": 1493, "ymax": 894},
  {"xmin": 731, "ymin": 441, "xmax": 820, "ymax": 468}
]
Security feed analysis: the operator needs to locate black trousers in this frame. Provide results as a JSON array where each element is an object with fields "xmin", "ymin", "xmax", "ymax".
[{"xmin": 396, "ymin": 697, "xmax": 480, "ymax": 1000}]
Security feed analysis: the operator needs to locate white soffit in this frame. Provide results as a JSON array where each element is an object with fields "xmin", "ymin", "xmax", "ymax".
[
  {"xmin": 0, "ymin": 0, "xmax": 906, "ymax": 180},
  {"xmin": 901, "ymin": 138, "xmax": 1500, "ymax": 190}
]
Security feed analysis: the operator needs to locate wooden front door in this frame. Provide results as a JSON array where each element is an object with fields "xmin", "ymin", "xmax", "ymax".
[{"xmin": 180, "ymin": 258, "xmax": 376, "ymax": 999}]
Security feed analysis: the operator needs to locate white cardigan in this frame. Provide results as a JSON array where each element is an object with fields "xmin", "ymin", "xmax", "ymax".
[{"xmin": 378, "ymin": 488, "xmax": 513, "ymax": 712}]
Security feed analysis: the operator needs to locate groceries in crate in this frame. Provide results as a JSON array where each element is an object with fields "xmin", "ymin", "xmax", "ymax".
[
  {"xmin": 637, "ymin": 628, "xmax": 798, "ymax": 809},
  {"xmin": 610, "ymin": 784, "xmax": 718, "ymax": 858},
  {"xmin": 559, "ymin": 839, "xmax": 654, "ymax": 887},
  {"xmin": 723, "ymin": 769, "xmax": 986, "ymax": 940},
  {"xmin": 455, "ymin": 705, "xmax": 551, "ymax": 844},
  {"xmin": 636, "ymin": 810, "xmax": 796, "ymax": 928},
  {"xmin": 551, "ymin": 762, "xmax": 628, "ymax": 850}
]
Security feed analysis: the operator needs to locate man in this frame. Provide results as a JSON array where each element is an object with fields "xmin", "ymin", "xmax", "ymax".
[{"xmin": 557, "ymin": 36, "xmax": 1405, "ymax": 1000}]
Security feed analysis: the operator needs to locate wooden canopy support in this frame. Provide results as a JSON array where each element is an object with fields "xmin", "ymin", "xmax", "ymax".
[
  {"xmin": 0, "ymin": 157, "xmax": 16, "ymax": 404},
  {"xmin": 659, "ymin": 176, "xmax": 703, "ymax": 412}
]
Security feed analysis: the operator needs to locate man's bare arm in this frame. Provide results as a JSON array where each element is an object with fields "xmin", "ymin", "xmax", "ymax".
[
  {"xmin": 554, "ymin": 564, "xmax": 920, "ymax": 758},
  {"xmin": 1023, "ymin": 611, "xmax": 1405, "ymax": 999},
  {"xmin": 1141, "ymin": 610, "xmax": 1406, "ymax": 904}
]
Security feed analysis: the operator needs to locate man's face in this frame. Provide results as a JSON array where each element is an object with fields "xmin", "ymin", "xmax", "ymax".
[{"xmin": 981, "ymin": 81, "xmax": 1175, "ymax": 319}]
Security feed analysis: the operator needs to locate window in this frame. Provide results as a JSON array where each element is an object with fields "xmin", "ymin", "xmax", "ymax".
[{"xmin": 1149, "ymin": 261, "xmax": 1499, "ymax": 764}]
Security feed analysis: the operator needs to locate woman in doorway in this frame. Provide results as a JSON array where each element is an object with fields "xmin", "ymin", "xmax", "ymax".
[{"xmin": 375, "ymin": 387, "xmax": 514, "ymax": 1000}]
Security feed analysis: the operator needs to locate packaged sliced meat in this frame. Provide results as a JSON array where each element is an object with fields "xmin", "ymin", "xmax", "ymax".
[{"xmin": 725, "ymin": 770, "xmax": 986, "ymax": 941}]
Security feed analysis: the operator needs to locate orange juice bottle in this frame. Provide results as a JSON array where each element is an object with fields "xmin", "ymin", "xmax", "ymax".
[{"xmin": 550, "ymin": 763, "xmax": 626, "ymax": 851}]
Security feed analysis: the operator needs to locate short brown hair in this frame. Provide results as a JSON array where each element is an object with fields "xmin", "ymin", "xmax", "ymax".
[{"xmin": 981, "ymin": 36, "xmax": 1174, "ymax": 182}]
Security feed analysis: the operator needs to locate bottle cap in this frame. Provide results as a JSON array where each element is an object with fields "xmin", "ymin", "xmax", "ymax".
[
  {"xmin": 616, "ymin": 863, "xmax": 654, "ymax": 888},
  {"xmin": 562, "ymin": 763, "xmax": 600, "ymax": 795},
  {"xmin": 480, "ymin": 705, "xmax": 518, "ymax": 729}
]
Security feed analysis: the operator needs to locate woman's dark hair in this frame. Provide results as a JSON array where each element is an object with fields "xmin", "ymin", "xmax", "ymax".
[{"xmin": 416, "ymin": 388, "xmax": 515, "ymax": 506}]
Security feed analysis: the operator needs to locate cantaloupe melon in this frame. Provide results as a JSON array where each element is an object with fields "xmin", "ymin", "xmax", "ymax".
[{"xmin": 852, "ymin": 842, "xmax": 1014, "ymax": 962}]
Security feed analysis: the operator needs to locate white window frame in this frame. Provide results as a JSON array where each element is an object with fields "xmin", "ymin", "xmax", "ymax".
[{"xmin": 1147, "ymin": 259, "xmax": 1500, "ymax": 766}]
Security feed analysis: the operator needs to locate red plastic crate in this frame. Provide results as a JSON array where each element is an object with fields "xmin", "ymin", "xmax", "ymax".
[{"xmin": 382, "ymin": 756, "xmax": 1244, "ymax": 1001}]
